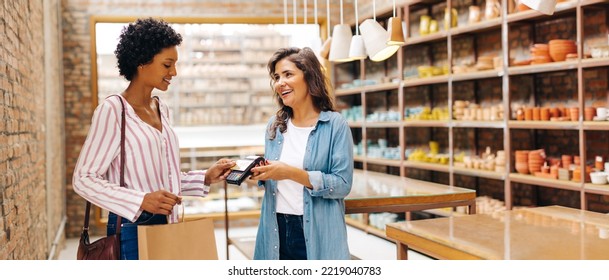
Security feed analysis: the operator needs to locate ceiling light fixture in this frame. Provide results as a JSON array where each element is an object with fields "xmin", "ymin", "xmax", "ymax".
[
  {"xmin": 349, "ymin": 0, "xmax": 367, "ymax": 60},
  {"xmin": 387, "ymin": 0, "xmax": 405, "ymax": 46},
  {"xmin": 359, "ymin": 0, "xmax": 400, "ymax": 62},
  {"xmin": 520, "ymin": 0, "xmax": 556, "ymax": 15},
  {"xmin": 329, "ymin": 0, "xmax": 354, "ymax": 62}
]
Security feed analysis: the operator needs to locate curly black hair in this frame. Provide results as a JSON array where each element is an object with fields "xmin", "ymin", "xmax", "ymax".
[{"xmin": 114, "ymin": 18, "xmax": 183, "ymax": 81}]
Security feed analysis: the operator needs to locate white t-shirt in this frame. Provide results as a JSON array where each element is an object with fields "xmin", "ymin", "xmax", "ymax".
[{"xmin": 276, "ymin": 119, "xmax": 314, "ymax": 215}]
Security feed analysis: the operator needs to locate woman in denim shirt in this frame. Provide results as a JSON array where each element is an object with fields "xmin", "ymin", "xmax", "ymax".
[{"xmin": 250, "ymin": 47, "xmax": 354, "ymax": 260}]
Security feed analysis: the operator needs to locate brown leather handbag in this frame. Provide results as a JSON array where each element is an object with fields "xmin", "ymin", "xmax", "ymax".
[
  {"xmin": 77, "ymin": 202, "xmax": 121, "ymax": 260},
  {"xmin": 77, "ymin": 96, "xmax": 126, "ymax": 260}
]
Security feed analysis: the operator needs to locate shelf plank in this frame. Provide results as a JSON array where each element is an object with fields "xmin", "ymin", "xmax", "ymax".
[
  {"xmin": 449, "ymin": 18, "xmax": 502, "ymax": 36},
  {"xmin": 509, "ymin": 173, "xmax": 582, "ymax": 191},
  {"xmin": 366, "ymin": 121, "xmax": 402, "ymax": 128},
  {"xmin": 508, "ymin": 61, "xmax": 578, "ymax": 76},
  {"xmin": 403, "ymin": 75, "xmax": 449, "ymax": 87},
  {"xmin": 583, "ymin": 121, "xmax": 609, "ymax": 130},
  {"xmin": 354, "ymin": 155, "xmax": 366, "ymax": 162},
  {"xmin": 365, "ymin": 158, "xmax": 402, "ymax": 167},
  {"xmin": 348, "ymin": 121, "xmax": 364, "ymax": 128},
  {"xmin": 579, "ymin": 57, "xmax": 609, "ymax": 69},
  {"xmin": 452, "ymin": 120, "xmax": 504, "ymax": 128},
  {"xmin": 336, "ymin": 82, "xmax": 400, "ymax": 95},
  {"xmin": 451, "ymin": 69, "xmax": 503, "ymax": 82},
  {"xmin": 336, "ymin": 87, "xmax": 363, "ymax": 96},
  {"xmin": 580, "ymin": 0, "xmax": 609, "ymax": 7},
  {"xmin": 345, "ymin": 217, "xmax": 389, "ymax": 240},
  {"xmin": 362, "ymin": 82, "xmax": 401, "ymax": 92},
  {"xmin": 403, "ymin": 120, "xmax": 449, "ymax": 127},
  {"xmin": 584, "ymin": 183, "xmax": 609, "ymax": 196},
  {"xmin": 404, "ymin": 31, "xmax": 447, "ymax": 46},
  {"xmin": 506, "ymin": 0, "xmax": 578, "ymax": 23},
  {"xmin": 508, "ymin": 120, "xmax": 579, "ymax": 130},
  {"xmin": 403, "ymin": 161, "xmax": 450, "ymax": 172},
  {"xmin": 452, "ymin": 166, "xmax": 506, "ymax": 180}
]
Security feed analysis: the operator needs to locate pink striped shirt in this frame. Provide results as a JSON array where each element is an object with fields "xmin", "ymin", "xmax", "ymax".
[{"xmin": 73, "ymin": 95, "xmax": 209, "ymax": 223}]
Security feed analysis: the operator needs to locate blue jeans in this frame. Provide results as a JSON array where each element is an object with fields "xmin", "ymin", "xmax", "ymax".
[
  {"xmin": 277, "ymin": 213, "xmax": 307, "ymax": 260},
  {"xmin": 107, "ymin": 211, "xmax": 167, "ymax": 260}
]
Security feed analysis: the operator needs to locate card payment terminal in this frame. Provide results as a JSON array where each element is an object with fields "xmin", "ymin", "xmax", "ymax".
[{"xmin": 226, "ymin": 155, "xmax": 265, "ymax": 185}]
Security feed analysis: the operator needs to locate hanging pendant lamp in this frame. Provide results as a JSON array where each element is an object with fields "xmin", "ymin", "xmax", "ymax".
[
  {"xmin": 360, "ymin": 0, "xmax": 399, "ymax": 61},
  {"xmin": 329, "ymin": 0, "xmax": 354, "ymax": 62},
  {"xmin": 387, "ymin": 0, "xmax": 405, "ymax": 46},
  {"xmin": 319, "ymin": 0, "xmax": 332, "ymax": 59},
  {"xmin": 520, "ymin": 0, "xmax": 556, "ymax": 15},
  {"xmin": 349, "ymin": 0, "xmax": 367, "ymax": 60}
]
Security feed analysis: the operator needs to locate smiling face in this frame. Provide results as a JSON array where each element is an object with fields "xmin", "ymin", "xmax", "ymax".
[
  {"xmin": 138, "ymin": 46, "xmax": 178, "ymax": 91},
  {"xmin": 272, "ymin": 58, "xmax": 312, "ymax": 110}
]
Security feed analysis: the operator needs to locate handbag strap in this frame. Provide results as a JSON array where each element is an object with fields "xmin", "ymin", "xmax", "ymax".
[{"xmin": 82, "ymin": 95, "xmax": 126, "ymax": 234}]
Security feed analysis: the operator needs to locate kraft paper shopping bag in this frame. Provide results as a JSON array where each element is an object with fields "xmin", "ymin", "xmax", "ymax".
[{"xmin": 137, "ymin": 218, "xmax": 218, "ymax": 260}]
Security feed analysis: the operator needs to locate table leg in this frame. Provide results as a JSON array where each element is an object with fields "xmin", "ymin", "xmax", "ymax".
[
  {"xmin": 469, "ymin": 201, "xmax": 476, "ymax": 214},
  {"xmin": 396, "ymin": 242, "xmax": 409, "ymax": 260}
]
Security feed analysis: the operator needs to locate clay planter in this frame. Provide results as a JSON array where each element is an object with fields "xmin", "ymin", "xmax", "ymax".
[
  {"xmin": 550, "ymin": 107, "xmax": 560, "ymax": 118},
  {"xmin": 524, "ymin": 107, "xmax": 533, "ymax": 120},
  {"xmin": 540, "ymin": 107, "xmax": 550, "ymax": 121},
  {"xmin": 569, "ymin": 107, "xmax": 579, "ymax": 121},
  {"xmin": 532, "ymin": 107, "xmax": 541, "ymax": 121},
  {"xmin": 585, "ymin": 107, "xmax": 596, "ymax": 121}
]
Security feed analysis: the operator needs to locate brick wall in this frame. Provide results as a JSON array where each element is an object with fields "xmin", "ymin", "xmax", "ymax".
[{"xmin": 0, "ymin": 0, "xmax": 64, "ymax": 260}]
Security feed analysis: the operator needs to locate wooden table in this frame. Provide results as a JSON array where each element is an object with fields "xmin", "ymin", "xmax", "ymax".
[
  {"xmin": 386, "ymin": 205, "xmax": 609, "ymax": 260},
  {"xmin": 226, "ymin": 169, "xmax": 476, "ymax": 259},
  {"xmin": 345, "ymin": 170, "xmax": 477, "ymax": 215}
]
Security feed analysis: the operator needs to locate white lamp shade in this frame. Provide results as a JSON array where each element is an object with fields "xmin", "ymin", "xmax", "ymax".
[
  {"xmin": 520, "ymin": 0, "xmax": 556, "ymax": 15},
  {"xmin": 329, "ymin": 24, "xmax": 354, "ymax": 62},
  {"xmin": 360, "ymin": 19, "xmax": 400, "ymax": 62},
  {"xmin": 349, "ymin": 35, "xmax": 367, "ymax": 60}
]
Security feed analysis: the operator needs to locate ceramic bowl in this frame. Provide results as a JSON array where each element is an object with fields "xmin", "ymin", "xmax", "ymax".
[{"xmin": 590, "ymin": 172, "xmax": 608, "ymax": 185}]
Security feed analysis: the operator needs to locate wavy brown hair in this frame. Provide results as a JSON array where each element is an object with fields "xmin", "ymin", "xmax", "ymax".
[{"xmin": 267, "ymin": 47, "xmax": 335, "ymax": 140}]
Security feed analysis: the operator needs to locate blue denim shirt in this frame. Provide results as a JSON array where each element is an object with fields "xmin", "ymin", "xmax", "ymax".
[{"xmin": 253, "ymin": 111, "xmax": 354, "ymax": 260}]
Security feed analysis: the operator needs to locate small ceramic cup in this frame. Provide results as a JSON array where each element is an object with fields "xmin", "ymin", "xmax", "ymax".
[{"xmin": 597, "ymin": 107, "xmax": 608, "ymax": 119}]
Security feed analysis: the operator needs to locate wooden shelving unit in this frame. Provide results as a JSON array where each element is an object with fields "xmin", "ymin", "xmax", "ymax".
[{"xmin": 333, "ymin": 0, "xmax": 609, "ymax": 222}]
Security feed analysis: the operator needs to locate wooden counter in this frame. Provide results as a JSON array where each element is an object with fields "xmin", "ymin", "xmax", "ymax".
[
  {"xmin": 345, "ymin": 170, "xmax": 477, "ymax": 215},
  {"xmin": 386, "ymin": 205, "xmax": 609, "ymax": 260}
]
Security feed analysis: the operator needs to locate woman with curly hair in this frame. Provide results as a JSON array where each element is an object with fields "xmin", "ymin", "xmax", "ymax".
[
  {"xmin": 250, "ymin": 47, "xmax": 354, "ymax": 260},
  {"xmin": 72, "ymin": 18, "xmax": 235, "ymax": 260}
]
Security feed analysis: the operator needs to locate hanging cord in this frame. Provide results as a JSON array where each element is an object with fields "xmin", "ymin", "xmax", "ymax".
[
  {"xmin": 326, "ymin": 0, "xmax": 331, "ymax": 35},
  {"xmin": 355, "ymin": 0, "xmax": 359, "ymax": 35},
  {"xmin": 293, "ymin": 0, "xmax": 297, "ymax": 25},
  {"xmin": 314, "ymin": 0, "xmax": 318, "ymax": 25},
  {"xmin": 340, "ymin": 0, "xmax": 343, "ymax": 25},
  {"xmin": 284, "ymin": 0, "xmax": 288, "ymax": 24},
  {"xmin": 373, "ymin": 0, "xmax": 376, "ymax": 21},
  {"xmin": 304, "ymin": 0, "xmax": 307, "ymax": 25}
]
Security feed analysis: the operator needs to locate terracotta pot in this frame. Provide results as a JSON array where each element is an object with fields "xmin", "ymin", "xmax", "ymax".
[
  {"xmin": 585, "ymin": 107, "xmax": 596, "ymax": 121},
  {"xmin": 550, "ymin": 107, "xmax": 560, "ymax": 118},
  {"xmin": 540, "ymin": 107, "xmax": 550, "ymax": 121},
  {"xmin": 524, "ymin": 107, "xmax": 533, "ymax": 120},
  {"xmin": 532, "ymin": 107, "xmax": 541, "ymax": 121},
  {"xmin": 569, "ymin": 107, "xmax": 579, "ymax": 121},
  {"xmin": 516, "ymin": 108, "xmax": 525, "ymax": 120}
]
